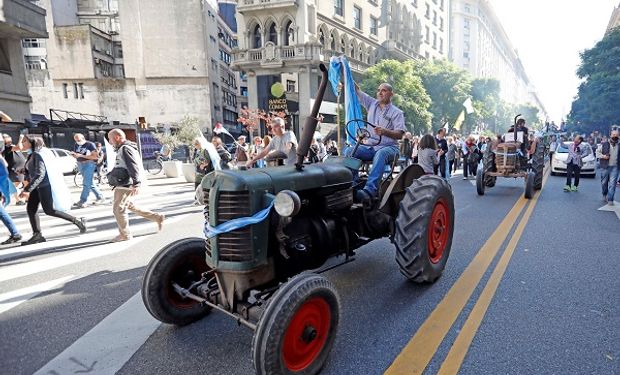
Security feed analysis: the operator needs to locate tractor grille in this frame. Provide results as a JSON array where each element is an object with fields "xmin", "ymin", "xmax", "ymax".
[
  {"xmin": 495, "ymin": 143, "xmax": 518, "ymax": 173},
  {"xmin": 205, "ymin": 190, "xmax": 254, "ymax": 262}
]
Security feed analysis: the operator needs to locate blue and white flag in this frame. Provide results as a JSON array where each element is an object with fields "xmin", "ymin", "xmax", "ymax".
[{"xmin": 328, "ymin": 56, "xmax": 363, "ymax": 145}]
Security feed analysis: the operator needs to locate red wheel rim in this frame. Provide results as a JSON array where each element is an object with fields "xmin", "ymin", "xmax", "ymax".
[
  {"xmin": 427, "ymin": 198, "xmax": 450, "ymax": 264},
  {"xmin": 282, "ymin": 297, "xmax": 331, "ymax": 372}
]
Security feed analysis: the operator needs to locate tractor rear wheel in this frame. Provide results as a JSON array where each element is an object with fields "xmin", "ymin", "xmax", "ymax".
[
  {"xmin": 142, "ymin": 238, "xmax": 211, "ymax": 325},
  {"xmin": 394, "ymin": 175, "xmax": 455, "ymax": 283},
  {"xmin": 483, "ymin": 147, "xmax": 496, "ymax": 187},
  {"xmin": 532, "ymin": 140, "xmax": 545, "ymax": 190},
  {"xmin": 252, "ymin": 273, "xmax": 340, "ymax": 375},
  {"xmin": 524, "ymin": 171, "xmax": 535, "ymax": 199}
]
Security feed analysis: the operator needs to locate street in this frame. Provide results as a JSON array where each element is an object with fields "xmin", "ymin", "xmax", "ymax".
[{"xmin": 1, "ymin": 169, "xmax": 618, "ymax": 375}]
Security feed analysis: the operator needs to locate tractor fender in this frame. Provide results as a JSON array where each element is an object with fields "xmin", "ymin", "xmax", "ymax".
[{"xmin": 378, "ymin": 164, "xmax": 426, "ymax": 217}]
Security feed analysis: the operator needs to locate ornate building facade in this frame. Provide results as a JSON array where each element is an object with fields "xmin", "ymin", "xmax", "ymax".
[{"xmin": 449, "ymin": 0, "xmax": 546, "ymax": 116}]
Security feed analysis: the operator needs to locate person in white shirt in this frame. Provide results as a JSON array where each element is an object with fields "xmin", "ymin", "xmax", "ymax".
[{"xmin": 247, "ymin": 117, "xmax": 298, "ymax": 167}]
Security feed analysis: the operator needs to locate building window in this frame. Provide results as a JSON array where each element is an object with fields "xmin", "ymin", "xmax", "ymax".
[
  {"xmin": 433, "ymin": 10, "xmax": 437, "ymax": 25},
  {"xmin": 353, "ymin": 6, "xmax": 362, "ymax": 30},
  {"xmin": 440, "ymin": 0, "xmax": 444, "ymax": 10},
  {"xmin": 78, "ymin": 83, "xmax": 84, "ymax": 99},
  {"xmin": 412, "ymin": 0, "xmax": 418, "ymax": 7},
  {"xmin": 268, "ymin": 23, "xmax": 277, "ymax": 44},
  {"xmin": 464, "ymin": 18, "xmax": 470, "ymax": 29},
  {"xmin": 439, "ymin": 38, "xmax": 443, "ymax": 53},
  {"xmin": 73, "ymin": 83, "xmax": 79, "ymax": 99},
  {"xmin": 335, "ymin": 0, "xmax": 344, "ymax": 16},
  {"xmin": 24, "ymin": 55, "xmax": 43, "ymax": 70},
  {"xmin": 463, "ymin": 52, "xmax": 469, "ymax": 58},
  {"xmin": 0, "ymin": 39, "xmax": 11, "ymax": 73},
  {"xmin": 425, "ymin": 3, "xmax": 430, "ymax": 18},
  {"xmin": 252, "ymin": 24, "xmax": 262, "ymax": 48},
  {"xmin": 62, "ymin": 83, "xmax": 68, "ymax": 98},
  {"xmin": 370, "ymin": 17, "xmax": 378, "ymax": 36},
  {"xmin": 464, "ymin": 3, "xmax": 471, "ymax": 13},
  {"xmin": 286, "ymin": 80, "xmax": 296, "ymax": 93},
  {"xmin": 284, "ymin": 20, "xmax": 294, "ymax": 46},
  {"xmin": 425, "ymin": 26, "xmax": 430, "ymax": 43},
  {"xmin": 22, "ymin": 38, "xmax": 46, "ymax": 48},
  {"xmin": 440, "ymin": 17, "xmax": 444, "ymax": 31},
  {"xmin": 432, "ymin": 32, "xmax": 437, "ymax": 49}
]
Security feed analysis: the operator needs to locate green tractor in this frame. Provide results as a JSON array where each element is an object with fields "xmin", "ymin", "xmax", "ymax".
[{"xmin": 142, "ymin": 64, "xmax": 455, "ymax": 374}]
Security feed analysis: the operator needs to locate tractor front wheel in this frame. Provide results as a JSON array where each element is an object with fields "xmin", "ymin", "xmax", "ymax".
[
  {"xmin": 476, "ymin": 165, "xmax": 485, "ymax": 196},
  {"xmin": 394, "ymin": 175, "xmax": 455, "ymax": 283},
  {"xmin": 483, "ymin": 146, "xmax": 496, "ymax": 187},
  {"xmin": 142, "ymin": 238, "xmax": 211, "ymax": 325},
  {"xmin": 252, "ymin": 273, "xmax": 340, "ymax": 375}
]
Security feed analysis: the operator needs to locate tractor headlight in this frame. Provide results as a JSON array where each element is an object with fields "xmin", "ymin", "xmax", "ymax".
[{"xmin": 274, "ymin": 190, "xmax": 301, "ymax": 217}]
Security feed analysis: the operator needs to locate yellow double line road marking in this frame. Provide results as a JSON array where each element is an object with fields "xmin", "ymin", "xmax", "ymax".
[{"xmin": 386, "ymin": 169, "xmax": 549, "ymax": 375}]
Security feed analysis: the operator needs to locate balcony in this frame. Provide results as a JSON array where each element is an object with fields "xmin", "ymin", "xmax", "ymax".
[
  {"xmin": 0, "ymin": 0, "xmax": 47, "ymax": 38},
  {"xmin": 232, "ymin": 42, "xmax": 322, "ymax": 70},
  {"xmin": 237, "ymin": 0, "xmax": 297, "ymax": 14}
]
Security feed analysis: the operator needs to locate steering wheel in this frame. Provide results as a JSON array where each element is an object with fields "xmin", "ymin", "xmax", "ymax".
[{"xmin": 345, "ymin": 119, "xmax": 382, "ymax": 148}]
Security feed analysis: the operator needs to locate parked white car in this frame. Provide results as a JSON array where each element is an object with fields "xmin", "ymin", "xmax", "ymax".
[
  {"xmin": 551, "ymin": 142, "xmax": 596, "ymax": 177},
  {"xmin": 50, "ymin": 148, "xmax": 78, "ymax": 175}
]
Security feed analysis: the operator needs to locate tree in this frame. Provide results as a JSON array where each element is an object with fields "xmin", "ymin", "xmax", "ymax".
[
  {"xmin": 415, "ymin": 59, "xmax": 472, "ymax": 132},
  {"xmin": 568, "ymin": 27, "xmax": 620, "ymax": 134},
  {"xmin": 153, "ymin": 116, "xmax": 202, "ymax": 161},
  {"xmin": 359, "ymin": 59, "xmax": 432, "ymax": 134}
]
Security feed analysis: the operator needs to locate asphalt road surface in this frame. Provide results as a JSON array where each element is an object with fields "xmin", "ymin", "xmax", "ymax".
[{"xmin": 1, "ymin": 167, "xmax": 618, "ymax": 375}]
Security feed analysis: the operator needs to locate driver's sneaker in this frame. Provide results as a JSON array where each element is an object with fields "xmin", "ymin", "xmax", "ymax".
[
  {"xmin": 354, "ymin": 189, "xmax": 372, "ymax": 204},
  {"xmin": 570, "ymin": 185, "xmax": 578, "ymax": 192},
  {"xmin": 563, "ymin": 185, "xmax": 571, "ymax": 192}
]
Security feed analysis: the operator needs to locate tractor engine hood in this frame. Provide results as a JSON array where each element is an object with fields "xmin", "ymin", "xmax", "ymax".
[{"xmin": 201, "ymin": 163, "xmax": 353, "ymax": 195}]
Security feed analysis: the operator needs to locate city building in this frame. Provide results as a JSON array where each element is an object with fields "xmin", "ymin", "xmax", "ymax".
[
  {"xmin": 0, "ymin": 0, "xmax": 47, "ymax": 122},
  {"xmin": 449, "ymin": 0, "xmax": 546, "ymax": 117},
  {"xmin": 24, "ymin": 0, "xmax": 214, "ymax": 130},
  {"xmin": 606, "ymin": 2, "xmax": 620, "ymax": 33},
  {"xmin": 232, "ymin": 0, "xmax": 442, "ymax": 135}
]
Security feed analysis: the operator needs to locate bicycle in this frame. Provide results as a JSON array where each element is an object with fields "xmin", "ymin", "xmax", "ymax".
[
  {"xmin": 73, "ymin": 166, "xmax": 108, "ymax": 188},
  {"xmin": 145, "ymin": 152, "xmax": 165, "ymax": 175}
]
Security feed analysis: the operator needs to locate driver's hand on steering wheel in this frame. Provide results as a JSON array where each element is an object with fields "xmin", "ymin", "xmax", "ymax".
[{"xmin": 374, "ymin": 127, "xmax": 384, "ymax": 136}]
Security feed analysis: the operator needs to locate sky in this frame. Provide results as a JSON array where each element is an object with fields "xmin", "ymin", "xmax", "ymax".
[{"xmin": 491, "ymin": 0, "xmax": 618, "ymax": 122}]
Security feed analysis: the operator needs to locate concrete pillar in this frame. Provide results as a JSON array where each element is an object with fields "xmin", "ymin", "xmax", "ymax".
[{"xmin": 247, "ymin": 74, "xmax": 259, "ymax": 110}]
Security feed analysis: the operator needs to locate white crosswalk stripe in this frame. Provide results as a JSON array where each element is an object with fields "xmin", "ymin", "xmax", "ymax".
[
  {"xmin": 0, "ymin": 176, "xmax": 208, "ymax": 374},
  {"xmin": 33, "ymin": 292, "xmax": 161, "ymax": 375}
]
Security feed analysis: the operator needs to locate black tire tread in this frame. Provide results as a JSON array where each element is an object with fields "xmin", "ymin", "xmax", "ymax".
[
  {"xmin": 532, "ymin": 140, "xmax": 545, "ymax": 190},
  {"xmin": 142, "ymin": 238, "xmax": 211, "ymax": 325},
  {"xmin": 394, "ymin": 175, "xmax": 455, "ymax": 283},
  {"xmin": 483, "ymin": 146, "xmax": 496, "ymax": 187}
]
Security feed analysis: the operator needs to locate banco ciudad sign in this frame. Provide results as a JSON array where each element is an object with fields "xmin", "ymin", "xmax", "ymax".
[{"xmin": 268, "ymin": 82, "xmax": 288, "ymax": 111}]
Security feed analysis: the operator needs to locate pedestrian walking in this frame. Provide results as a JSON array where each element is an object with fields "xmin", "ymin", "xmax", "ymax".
[
  {"xmin": 71, "ymin": 133, "xmax": 105, "ymax": 208},
  {"xmin": 564, "ymin": 135, "xmax": 590, "ymax": 192},
  {"xmin": 434, "ymin": 129, "xmax": 448, "ymax": 177},
  {"xmin": 417, "ymin": 134, "xmax": 439, "ymax": 175},
  {"xmin": 462, "ymin": 136, "xmax": 478, "ymax": 179},
  {"xmin": 0, "ymin": 154, "xmax": 21, "ymax": 244},
  {"xmin": 447, "ymin": 136, "xmax": 457, "ymax": 175},
  {"xmin": 2, "ymin": 134, "xmax": 27, "ymax": 205},
  {"xmin": 211, "ymin": 136, "xmax": 232, "ymax": 169},
  {"xmin": 192, "ymin": 137, "xmax": 213, "ymax": 189},
  {"xmin": 19, "ymin": 136, "xmax": 86, "ymax": 245},
  {"xmin": 234, "ymin": 136, "xmax": 249, "ymax": 167},
  {"xmin": 596, "ymin": 130, "xmax": 620, "ymax": 204},
  {"xmin": 249, "ymin": 136, "xmax": 265, "ymax": 168},
  {"xmin": 95, "ymin": 142, "xmax": 106, "ymax": 181},
  {"xmin": 107, "ymin": 129, "xmax": 164, "ymax": 242}
]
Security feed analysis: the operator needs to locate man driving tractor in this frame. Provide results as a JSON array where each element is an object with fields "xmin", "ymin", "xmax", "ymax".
[{"xmin": 346, "ymin": 82, "xmax": 405, "ymax": 202}]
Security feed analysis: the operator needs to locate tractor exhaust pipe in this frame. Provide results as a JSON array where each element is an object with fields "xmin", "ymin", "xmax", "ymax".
[{"xmin": 295, "ymin": 63, "xmax": 329, "ymax": 171}]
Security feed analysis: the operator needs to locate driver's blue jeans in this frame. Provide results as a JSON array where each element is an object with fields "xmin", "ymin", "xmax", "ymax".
[{"xmin": 344, "ymin": 145, "xmax": 399, "ymax": 197}]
